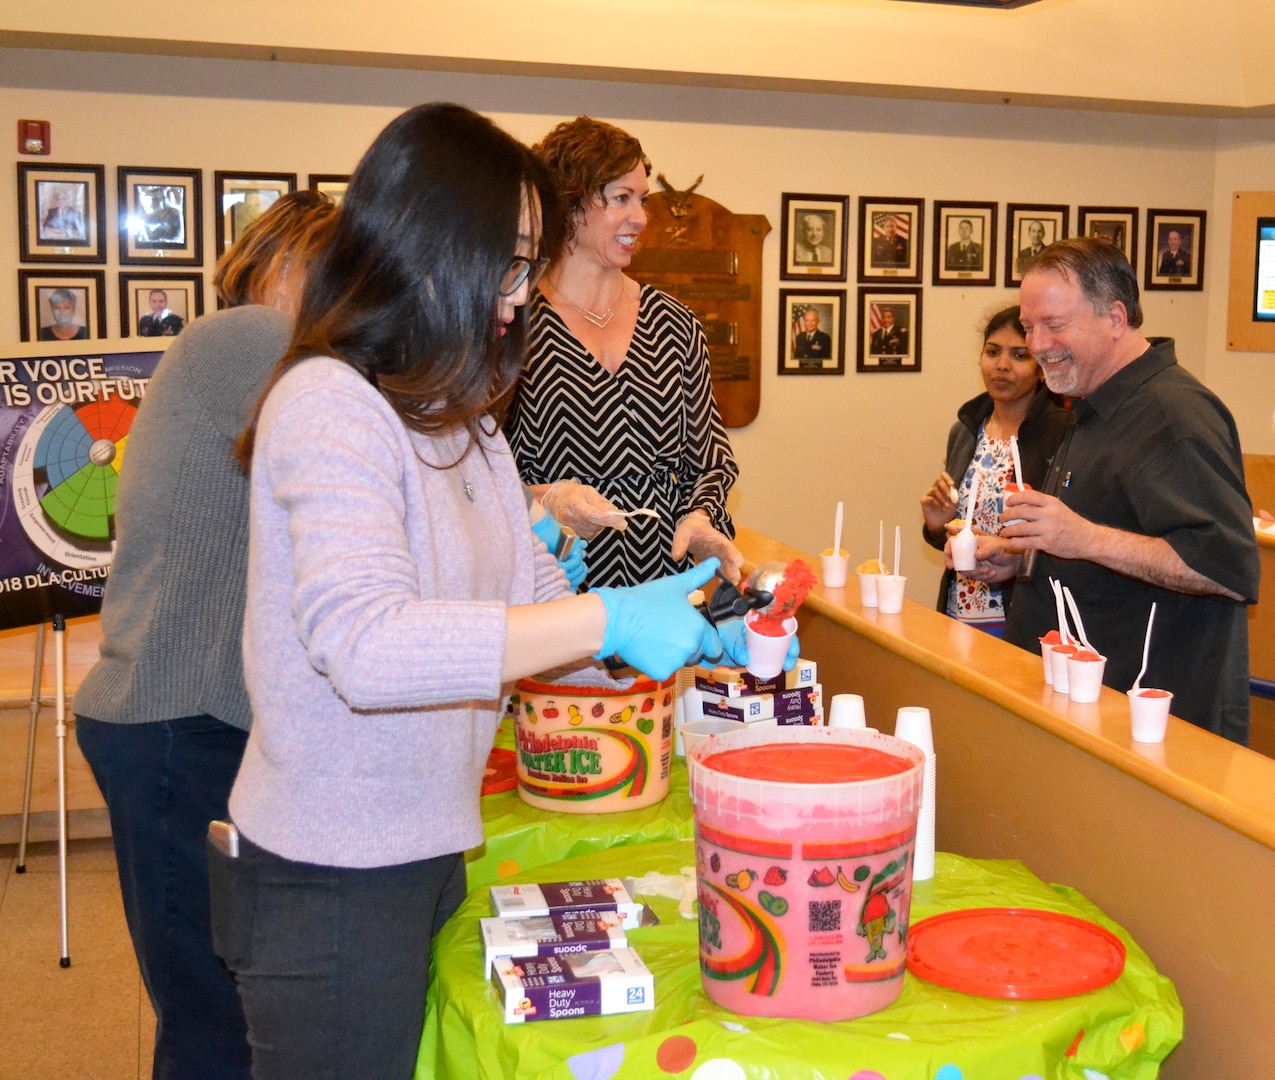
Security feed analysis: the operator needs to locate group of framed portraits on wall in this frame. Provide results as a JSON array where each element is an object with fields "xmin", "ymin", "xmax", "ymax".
[
  {"xmin": 14, "ymin": 162, "xmax": 350, "ymax": 342},
  {"xmin": 776, "ymin": 192, "xmax": 1207, "ymax": 377}
]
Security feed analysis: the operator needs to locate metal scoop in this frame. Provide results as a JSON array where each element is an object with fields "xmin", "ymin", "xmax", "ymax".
[{"xmin": 744, "ymin": 561, "xmax": 791, "ymax": 616}]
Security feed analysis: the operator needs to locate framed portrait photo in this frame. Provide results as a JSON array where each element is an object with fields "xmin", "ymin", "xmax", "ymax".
[
  {"xmin": 932, "ymin": 201, "xmax": 997, "ymax": 286},
  {"xmin": 1145, "ymin": 209, "xmax": 1206, "ymax": 291},
  {"xmin": 308, "ymin": 173, "xmax": 350, "ymax": 205},
  {"xmin": 778, "ymin": 289, "xmax": 846, "ymax": 376},
  {"xmin": 1005, "ymin": 203, "xmax": 1069, "ymax": 286},
  {"xmin": 779, "ymin": 194, "xmax": 849, "ymax": 282},
  {"xmin": 857, "ymin": 197, "xmax": 924, "ymax": 284},
  {"xmin": 119, "ymin": 272, "xmax": 204, "ymax": 339},
  {"xmin": 18, "ymin": 270, "xmax": 108, "ymax": 343},
  {"xmin": 857, "ymin": 287, "xmax": 922, "ymax": 374},
  {"xmin": 1078, "ymin": 205, "xmax": 1138, "ymax": 268},
  {"xmin": 118, "ymin": 166, "xmax": 203, "ymax": 266},
  {"xmin": 214, "ymin": 171, "xmax": 297, "ymax": 256},
  {"xmin": 17, "ymin": 163, "xmax": 106, "ymax": 263}
]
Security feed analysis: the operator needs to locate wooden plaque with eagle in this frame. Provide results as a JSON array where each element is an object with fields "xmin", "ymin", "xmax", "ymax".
[{"xmin": 627, "ymin": 174, "xmax": 769, "ymax": 428}]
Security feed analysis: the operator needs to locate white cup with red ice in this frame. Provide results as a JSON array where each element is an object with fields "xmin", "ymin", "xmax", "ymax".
[{"xmin": 1066, "ymin": 648, "xmax": 1107, "ymax": 703}]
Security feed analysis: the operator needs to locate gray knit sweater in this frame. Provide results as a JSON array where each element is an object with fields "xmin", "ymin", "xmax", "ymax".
[
  {"xmin": 229, "ymin": 356, "xmax": 572, "ymax": 868},
  {"xmin": 73, "ymin": 305, "xmax": 291, "ymax": 731}
]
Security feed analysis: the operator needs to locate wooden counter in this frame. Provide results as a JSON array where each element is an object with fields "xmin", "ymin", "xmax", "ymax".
[{"xmin": 734, "ymin": 524, "xmax": 1275, "ymax": 1080}]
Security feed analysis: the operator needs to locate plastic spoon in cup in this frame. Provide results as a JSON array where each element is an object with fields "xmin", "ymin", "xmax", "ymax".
[
  {"xmin": 1010, "ymin": 435, "xmax": 1024, "ymax": 488},
  {"xmin": 1062, "ymin": 586, "xmax": 1096, "ymax": 653},
  {"xmin": 833, "ymin": 501, "xmax": 844, "ymax": 556},
  {"xmin": 878, "ymin": 520, "xmax": 884, "ymax": 569},
  {"xmin": 1050, "ymin": 577, "xmax": 1073, "ymax": 646},
  {"xmin": 893, "ymin": 524, "xmax": 901, "ymax": 578},
  {"xmin": 960, "ymin": 476, "xmax": 979, "ymax": 536},
  {"xmin": 1131, "ymin": 602, "xmax": 1157, "ymax": 693}
]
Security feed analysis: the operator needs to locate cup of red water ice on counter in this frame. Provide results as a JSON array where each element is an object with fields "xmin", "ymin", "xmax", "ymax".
[
  {"xmin": 1048, "ymin": 640, "xmax": 1077, "ymax": 693},
  {"xmin": 1065, "ymin": 648, "xmax": 1106, "ymax": 703},
  {"xmin": 1128, "ymin": 688, "xmax": 1173, "ymax": 743},
  {"xmin": 1038, "ymin": 629, "xmax": 1063, "ymax": 685}
]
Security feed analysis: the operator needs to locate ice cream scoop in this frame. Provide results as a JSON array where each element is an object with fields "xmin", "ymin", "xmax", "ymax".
[{"xmin": 745, "ymin": 561, "xmax": 789, "ymax": 614}]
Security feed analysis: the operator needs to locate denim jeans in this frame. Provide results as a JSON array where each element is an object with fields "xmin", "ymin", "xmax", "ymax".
[
  {"xmin": 75, "ymin": 714, "xmax": 252, "ymax": 1080},
  {"xmin": 210, "ymin": 832, "xmax": 465, "ymax": 1080}
]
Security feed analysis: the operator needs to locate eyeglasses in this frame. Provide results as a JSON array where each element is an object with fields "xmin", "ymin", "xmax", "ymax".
[{"xmin": 500, "ymin": 255, "xmax": 550, "ymax": 297}]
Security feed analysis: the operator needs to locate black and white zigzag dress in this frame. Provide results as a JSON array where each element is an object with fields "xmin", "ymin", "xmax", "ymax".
[{"xmin": 506, "ymin": 285, "xmax": 739, "ymax": 588}]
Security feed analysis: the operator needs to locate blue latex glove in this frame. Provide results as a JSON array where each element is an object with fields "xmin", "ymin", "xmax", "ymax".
[
  {"xmin": 707, "ymin": 617, "xmax": 801, "ymax": 672},
  {"xmin": 593, "ymin": 559, "xmax": 723, "ymax": 681},
  {"xmin": 530, "ymin": 510, "xmax": 588, "ymax": 590}
]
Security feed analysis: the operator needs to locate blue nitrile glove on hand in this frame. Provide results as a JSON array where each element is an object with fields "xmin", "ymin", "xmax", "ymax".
[
  {"xmin": 707, "ymin": 617, "xmax": 801, "ymax": 672},
  {"xmin": 530, "ymin": 510, "xmax": 588, "ymax": 590},
  {"xmin": 593, "ymin": 559, "xmax": 723, "ymax": 681}
]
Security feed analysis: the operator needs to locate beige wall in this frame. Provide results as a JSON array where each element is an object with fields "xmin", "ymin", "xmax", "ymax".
[
  {"xmin": 2, "ymin": 45, "xmax": 1270, "ymax": 607},
  {"xmin": 0, "ymin": 0, "xmax": 1266, "ymax": 111}
]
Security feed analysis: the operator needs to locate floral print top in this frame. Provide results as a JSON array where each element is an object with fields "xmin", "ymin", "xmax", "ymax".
[{"xmin": 945, "ymin": 427, "xmax": 1016, "ymax": 624}]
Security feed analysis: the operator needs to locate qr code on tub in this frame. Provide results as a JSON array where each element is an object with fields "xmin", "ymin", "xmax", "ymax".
[{"xmin": 808, "ymin": 899, "xmax": 841, "ymax": 933}]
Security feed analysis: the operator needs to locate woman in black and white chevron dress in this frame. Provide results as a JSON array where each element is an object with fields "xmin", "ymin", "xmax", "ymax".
[{"xmin": 505, "ymin": 115, "xmax": 741, "ymax": 589}]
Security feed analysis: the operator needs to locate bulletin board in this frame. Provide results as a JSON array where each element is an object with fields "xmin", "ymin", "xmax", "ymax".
[{"xmin": 1226, "ymin": 191, "xmax": 1275, "ymax": 353}]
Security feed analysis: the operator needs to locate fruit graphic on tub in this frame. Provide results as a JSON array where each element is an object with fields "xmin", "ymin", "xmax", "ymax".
[
  {"xmin": 857, "ymin": 891, "xmax": 896, "ymax": 961},
  {"xmin": 567, "ymin": 704, "xmax": 584, "ymax": 726}
]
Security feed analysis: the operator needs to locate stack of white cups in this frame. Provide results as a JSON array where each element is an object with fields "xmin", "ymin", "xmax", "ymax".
[{"xmin": 893, "ymin": 706, "xmax": 935, "ymax": 882}]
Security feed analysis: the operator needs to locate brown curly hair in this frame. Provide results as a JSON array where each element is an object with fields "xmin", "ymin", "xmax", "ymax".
[{"xmin": 533, "ymin": 116, "xmax": 650, "ymax": 250}]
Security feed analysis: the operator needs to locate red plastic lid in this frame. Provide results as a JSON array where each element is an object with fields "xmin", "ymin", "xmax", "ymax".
[
  {"xmin": 481, "ymin": 747, "xmax": 518, "ymax": 795},
  {"xmin": 906, "ymin": 907, "xmax": 1126, "ymax": 999}
]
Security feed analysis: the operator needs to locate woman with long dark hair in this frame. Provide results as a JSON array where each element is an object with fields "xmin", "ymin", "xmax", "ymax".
[{"xmin": 213, "ymin": 103, "xmax": 746, "ymax": 1080}]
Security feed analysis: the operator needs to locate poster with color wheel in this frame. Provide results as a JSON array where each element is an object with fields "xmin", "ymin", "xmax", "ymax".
[{"xmin": 0, "ymin": 348, "xmax": 164, "ymax": 631}]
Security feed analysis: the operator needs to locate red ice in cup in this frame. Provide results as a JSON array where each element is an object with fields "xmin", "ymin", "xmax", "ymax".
[
  {"xmin": 1049, "ymin": 642, "xmax": 1078, "ymax": 694},
  {"xmin": 1066, "ymin": 649, "xmax": 1107, "ymax": 703},
  {"xmin": 1039, "ymin": 629, "xmax": 1063, "ymax": 685}
]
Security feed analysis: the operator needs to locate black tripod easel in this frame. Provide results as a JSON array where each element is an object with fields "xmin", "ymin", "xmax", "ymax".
[{"xmin": 16, "ymin": 614, "xmax": 72, "ymax": 967}]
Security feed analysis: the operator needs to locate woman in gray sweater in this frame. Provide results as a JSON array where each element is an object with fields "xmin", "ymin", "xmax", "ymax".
[{"xmin": 215, "ymin": 104, "xmax": 756, "ymax": 1080}]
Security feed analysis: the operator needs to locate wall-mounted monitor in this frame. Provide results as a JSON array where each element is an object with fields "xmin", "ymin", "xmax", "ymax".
[{"xmin": 1254, "ymin": 218, "xmax": 1275, "ymax": 322}]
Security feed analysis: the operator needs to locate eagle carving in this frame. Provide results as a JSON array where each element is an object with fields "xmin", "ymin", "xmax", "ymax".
[{"xmin": 655, "ymin": 173, "xmax": 704, "ymax": 218}]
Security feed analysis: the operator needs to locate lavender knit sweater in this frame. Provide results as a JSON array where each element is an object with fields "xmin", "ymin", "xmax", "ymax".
[{"xmin": 228, "ymin": 356, "xmax": 570, "ymax": 868}]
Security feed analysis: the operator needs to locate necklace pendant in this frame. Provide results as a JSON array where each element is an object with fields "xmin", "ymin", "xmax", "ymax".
[{"xmin": 463, "ymin": 479, "xmax": 476, "ymax": 502}]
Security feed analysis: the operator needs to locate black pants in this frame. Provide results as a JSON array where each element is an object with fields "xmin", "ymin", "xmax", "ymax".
[
  {"xmin": 77, "ymin": 714, "xmax": 252, "ymax": 1080},
  {"xmin": 209, "ymin": 831, "xmax": 466, "ymax": 1080}
]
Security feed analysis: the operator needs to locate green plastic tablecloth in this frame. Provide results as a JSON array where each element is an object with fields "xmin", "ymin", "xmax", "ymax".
[
  {"xmin": 464, "ymin": 720, "xmax": 696, "ymax": 890},
  {"xmin": 418, "ymin": 840, "xmax": 1182, "ymax": 1080}
]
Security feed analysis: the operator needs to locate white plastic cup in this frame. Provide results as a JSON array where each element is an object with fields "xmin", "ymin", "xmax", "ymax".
[
  {"xmin": 893, "ymin": 706, "xmax": 933, "ymax": 755},
  {"xmin": 743, "ymin": 614, "xmax": 798, "ymax": 680},
  {"xmin": 950, "ymin": 530, "xmax": 977, "ymax": 572},
  {"xmin": 1066, "ymin": 652, "xmax": 1107, "ymax": 703},
  {"xmin": 1129, "ymin": 688, "xmax": 1173, "ymax": 743},
  {"xmin": 820, "ymin": 550, "xmax": 851, "ymax": 588},
  {"xmin": 827, "ymin": 693, "xmax": 867, "ymax": 729},
  {"xmin": 680, "ymin": 718, "xmax": 742, "ymax": 758},
  {"xmin": 1050, "ymin": 644, "xmax": 1077, "ymax": 694},
  {"xmin": 1002, "ymin": 481, "xmax": 1031, "ymax": 526},
  {"xmin": 1039, "ymin": 637, "xmax": 1059, "ymax": 685},
  {"xmin": 876, "ymin": 575, "xmax": 907, "ymax": 615},
  {"xmin": 858, "ymin": 571, "xmax": 880, "ymax": 607}
]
